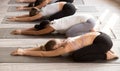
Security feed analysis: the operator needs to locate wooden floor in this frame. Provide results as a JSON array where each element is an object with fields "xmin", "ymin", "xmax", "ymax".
[{"xmin": 0, "ymin": 0, "xmax": 120, "ymax": 71}]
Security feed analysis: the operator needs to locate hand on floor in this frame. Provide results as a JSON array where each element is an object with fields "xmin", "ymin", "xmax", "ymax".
[
  {"xmin": 11, "ymin": 48, "xmax": 24, "ymax": 56},
  {"xmin": 7, "ymin": 17, "xmax": 17, "ymax": 22},
  {"xmin": 11, "ymin": 29, "xmax": 22, "ymax": 35}
]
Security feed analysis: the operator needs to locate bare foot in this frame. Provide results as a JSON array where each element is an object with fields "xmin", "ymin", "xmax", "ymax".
[
  {"xmin": 11, "ymin": 48, "xmax": 24, "ymax": 56},
  {"xmin": 106, "ymin": 51, "xmax": 118, "ymax": 60}
]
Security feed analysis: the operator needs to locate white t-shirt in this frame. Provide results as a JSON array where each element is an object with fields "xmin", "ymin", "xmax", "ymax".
[
  {"xmin": 50, "ymin": 14, "xmax": 94, "ymax": 34},
  {"xmin": 41, "ymin": 2, "xmax": 60, "ymax": 16}
]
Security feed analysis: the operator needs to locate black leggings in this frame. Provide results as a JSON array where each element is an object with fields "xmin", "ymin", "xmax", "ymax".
[
  {"xmin": 70, "ymin": 32, "xmax": 113, "ymax": 62},
  {"xmin": 28, "ymin": 0, "xmax": 44, "ymax": 7},
  {"xmin": 47, "ymin": 3, "xmax": 76, "ymax": 21},
  {"xmin": 28, "ymin": 0, "xmax": 74, "ymax": 7}
]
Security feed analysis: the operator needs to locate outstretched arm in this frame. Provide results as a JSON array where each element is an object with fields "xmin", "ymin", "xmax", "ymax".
[
  {"xmin": 16, "ymin": 6, "xmax": 33, "ymax": 11},
  {"xmin": 11, "ymin": 25, "xmax": 55, "ymax": 35},
  {"xmin": 15, "ymin": 14, "xmax": 29, "ymax": 18},
  {"xmin": 11, "ymin": 47, "xmax": 68, "ymax": 57},
  {"xmin": 7, "ymin": 13, "xmax": 42, "ymax": 22}
]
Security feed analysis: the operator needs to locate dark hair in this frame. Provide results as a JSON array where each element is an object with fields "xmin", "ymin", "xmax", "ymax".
[
  {"xmin": 35, "ymin": 0, "xmax": 44, "ymax": 6},
  {"xmin": 44, "ymin": 40, "xmax": 57, "ymax": 51},
  {"xmin": 28, "ymin": 0, "xmax": 44, "ymax": 7},
  {"xmin": 34, "ymin": 20, "xmax": 50, "ymax": 30},
  {"xmin": 29, "ymin": 7, "xmax": 39, "ymax": 16},
  {"xmin": 28, "ymin": 3, "xmax": 34, "ymax": 7}
]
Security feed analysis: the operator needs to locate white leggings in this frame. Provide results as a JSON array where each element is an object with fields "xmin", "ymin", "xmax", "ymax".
[{"xmin": 66, "ymin": 18, "xmax": 96, "ymax": 37}]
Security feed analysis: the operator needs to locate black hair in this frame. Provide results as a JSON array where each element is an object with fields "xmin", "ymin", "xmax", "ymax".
[
  {"xmin": 28, "ymin": 0, "xmax": 44, "ymax": 7},
  {"xmin": 29, "ymin": 7, "xmax": 39, "ymax": 16},
  {"xmin": 34, "ymin": 20, "xmax": 50, "ymax": 30},
  {"xmin": 35, "ymin": 0, "xmax": 44, "ymax": 6},
  {"xmin": 44, "ymin": 40, "xmax": 57, "ymax": 51}
]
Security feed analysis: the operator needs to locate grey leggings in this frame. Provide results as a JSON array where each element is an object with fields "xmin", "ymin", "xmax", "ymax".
[{"xmin": 66, "ymin": 18, "xmax": 96, "ymax": 37}]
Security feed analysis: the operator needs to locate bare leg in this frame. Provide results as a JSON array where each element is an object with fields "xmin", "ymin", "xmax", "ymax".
[{"xmin": 106, "ymin": 51, "xmax": 118, "ymax": 60}]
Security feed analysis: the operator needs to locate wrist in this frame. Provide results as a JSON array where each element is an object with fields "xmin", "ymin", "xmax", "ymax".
[
  {"xmin": 14, "ymin": 18, "xmax": 17, "ymax": 21},
  {"xmin": 19, "ymin": 30, "xmax": 22, "ymax": 35}
]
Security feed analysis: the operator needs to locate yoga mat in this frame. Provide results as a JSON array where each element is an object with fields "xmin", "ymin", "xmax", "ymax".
[
  {"xmin": 0, "ymin": 47, "xmax": 119, "ymax": 63},
  {"xmin": 76, "ymin": 6, "xmax": 98, "ymax": 12},
  {"xmin": 112, "ymin": 30, "xmax": 120, "ymax": 39},
  {"xmin": 8, "ymin": 0, "xmax": 84, "ymax": 5},
  {"xmin": 0, "ymin": 47, "xmax": 72, "ymax": 63},
  {"xmin": 0, "ymin": 28, "xmax": 65, "ymax": 39},
  {"xmin": 1, "ymin": 16, "xmax": 39, "ymax": 24},
  {"xmin": 8, "ymin": 0, "xmax": 28, "ymax": 4},
  {"xmin": 7, "ymin": 6, "xmax": 98, "ymax": 12},
  {"xmin": 7, "ymin": 6, "xmax": 28, "ymax": 12},
  {"xmin": 73, "ymin": 0, "xmax": 84, "ymax": 5}
]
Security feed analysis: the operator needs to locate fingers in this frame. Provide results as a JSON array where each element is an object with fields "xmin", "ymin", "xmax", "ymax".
[
  {"xmin": 11, "ymin": 48, "xmax": 24, "ymax": 56},
  {"xmin": 11, "ymin": 48, "xmax": 19, "ymax": 56},
  {"xmin": 11, "ymin": 30, "xmax": 22, "ymax": 35},
  {"xmin": 6, "ymin": 18, "xmax": 15, "ymax": 22},
  {"xmin": 6, "ymin": 17, "xmax": 16, "ymax": 22}
]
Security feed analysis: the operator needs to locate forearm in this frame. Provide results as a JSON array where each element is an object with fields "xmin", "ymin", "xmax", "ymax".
[
  {"xmin": 15, "ymin": 17, "xmax": 35, "ymax": 22},
  {"xmin": 21, "ymin": 30, "xmax": 46, "ymax": 35},
  {"xmin": 21, "ymin": 26, "xmax": 54, "ymax": 35},
  {"xmin": 22, "ymin": 7, "xmax": 32, "ymax": 10},
  {"xmin": 23, "ymin": 46, "xmax": 44, "ymax": 51},
  {"xmin": 15, "ymin": 15, "xmax": 29, "ymax": 18}
]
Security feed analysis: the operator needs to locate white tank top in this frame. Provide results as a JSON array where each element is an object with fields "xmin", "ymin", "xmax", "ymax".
[
  {"xmin": 50, "ymin": 14, "xmax": 94, "ymax": 34},
  {"xmin": 41, "ymin": 2, "xmax": 60, "ymax": 16}
]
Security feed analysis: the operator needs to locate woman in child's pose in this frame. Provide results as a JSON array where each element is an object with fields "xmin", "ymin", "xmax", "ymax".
[{"xmin": 11, "ymin": 32, "xmax": 118, "ymax": 62}]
